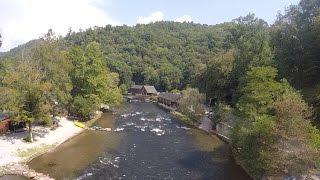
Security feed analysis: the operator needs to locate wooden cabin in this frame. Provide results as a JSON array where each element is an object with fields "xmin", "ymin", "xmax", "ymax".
[
  {"xmin": 142, "ymin": 86, "xmax": 158, "ymax": 96},
  {"xmin": 158, "ymin": 92, "xmax": 182, "ymax": 109},
  {"xmin": 128, "ymin": 85, "xmax": 144, "ymax": 95},
  {"xmin": 128, "ymin": 85, "xmax": 158, "ymax": 96}
]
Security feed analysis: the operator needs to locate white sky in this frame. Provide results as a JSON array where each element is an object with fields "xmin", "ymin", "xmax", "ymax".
[
  {"xmin": 0, "ymin": 0, "xmax": 299, "ymax": 52},
  {"xmin": 0, "ymin": 0, "xmax": 120, "ymax": 52}
]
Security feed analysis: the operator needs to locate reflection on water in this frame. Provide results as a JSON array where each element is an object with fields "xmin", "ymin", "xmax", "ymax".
[{"xmin": 29, "ymin": 102, "xmax": 250, "ymax": 180}]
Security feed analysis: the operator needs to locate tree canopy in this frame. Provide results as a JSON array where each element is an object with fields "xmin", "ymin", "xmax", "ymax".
[
  {"xmin": 1, "ymin": 0, "xmax": 320, "ymax": 177},
  {"xmin": 68, "ymin": 42, "xmax": 122, "ymax": 118},
  {"xmin": 233, "ymin": 66, "xmax": 320, "ymax": 178}
]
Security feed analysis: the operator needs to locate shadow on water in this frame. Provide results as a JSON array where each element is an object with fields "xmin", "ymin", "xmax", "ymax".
[{"xmin": 178, "ymin": 147, "xmax": 251, "ymax": 180}]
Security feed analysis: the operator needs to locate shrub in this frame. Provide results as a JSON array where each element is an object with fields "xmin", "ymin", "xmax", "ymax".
[
  {"xmin": 212, "ymin": 103, "xmax": 237, "ymax": 126},
  {"xmin": 232, "ymin": 67, "xmax": 320, "ymax": 178},
  {"xmin": 172, "ymin": 111, "xmax": 195, "ymax": 127},
  {"xmin": 178, "ymin": 88, "xmax": 205, "ymax": 122},
  {"xmin": 70, "ymin": 95, "xmax": 100, "ymax": 120}
]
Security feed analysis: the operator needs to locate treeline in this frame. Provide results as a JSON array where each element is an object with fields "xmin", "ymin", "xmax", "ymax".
[
  {"xmin": 1, "ymin": 0, "xmax": 320, "ymax": 177},
  {"xmin": 0, "ymin": 31, "xmax": 122, "ymax": 142},
  {"xmin": 62, "ymin": 22, "xmax": 229, "ymax": 92}
]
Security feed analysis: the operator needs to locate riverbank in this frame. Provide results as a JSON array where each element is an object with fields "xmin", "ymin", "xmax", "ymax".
[
  {"xmin": 28, "ymin": 112, "xmax": 122, "ymax": 179},
  {"xmin": 0, "ymin": 112, "xmax": 103, "ymax": 179},
  {"xmin": 157, "ymin": 103, "xmax": 198, "ymax": 127},
  {"xmin": 15, "ymin": 102, "xmax": 251, "ymax": 179}
]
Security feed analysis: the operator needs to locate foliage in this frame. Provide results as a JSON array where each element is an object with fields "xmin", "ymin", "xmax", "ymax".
[
  {"xmin": 271, "ymin": 0, "xmax": 320, "ymax": 89},
  {"xmin": 230, "ymin": 14, "xmax": 273, "ymax": 74},
  {"xmin": 62, "ymin": 22, "xmax": 230, "ymax": 92},
  {"xmin": 232, "ymin": 66, "xmax": 320, "ymax": 178},
  {"xmin": 237, "ymin": 66, "xmax": 282, "ymax": 117},
  {"xmin": 107, "ymin": 58, "xmax": 133, "ymax": 87},
  {"xmin": 68, "ymin": 42, "xmax": 122, "ymax": 118},
  {"xmin": 159, "ymin": 63, "xmax": 182, "ymax": 91},
  {"xmin": 142, "ymin": 67, "xmax": 159, "ymax": 88},
  {"xmin": 172, "ymin": 111, "xmax": 195, "ymax": 127},
  {"xmin": 0, "ymin": 2, "xmax": 320, "ymax": 177},
  {"xmin": 0, "ymin": 60, "xmax": 53, "ymax": 142},
  {"xmin": 271, "ymin": 85, "xmax": 320, "ymax": 175},
  {"xmin": 70, "ymin": 95, "xmax": 99, "ymax": 120},
  {"xmin": 195, "ymin": 49, "xmax": 235, "ymax": 100},
  {"xmin": 178, "ymin": 88, "xmax": 205, "ymax": 122},
  {"xmin": 170, "ymin": 89, "xmax": 181, "ymax": 93},
  {"xmin": 212, "ymin": 103, "xmax": 237, "ymax": 126},
  {"xmin": 32, "ymin": 30, "xmax": 73, "ymax": 114}
]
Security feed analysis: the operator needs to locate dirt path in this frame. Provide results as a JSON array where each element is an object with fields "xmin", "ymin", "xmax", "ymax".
[{"xmin": 199, "ymin": 115, "xmax": 213, "ymax": 133}]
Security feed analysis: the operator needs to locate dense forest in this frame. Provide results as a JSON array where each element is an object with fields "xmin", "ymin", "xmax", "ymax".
[{"xmin": 1, "ymin": 0, "xmax": 320, "ymax": 178}]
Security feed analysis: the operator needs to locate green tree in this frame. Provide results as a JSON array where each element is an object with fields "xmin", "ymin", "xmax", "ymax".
[
  {"xmin": 237, "ymin": 66, "xmax": 282, "ymax": 117},
  {"xmin": 271, "ymin": 0, "xmax": 320, "ymax": 89},
  {"xmin": 0, "ymin": 61, "xmax": 53, "ymax": 142},
  {"xmin": 32, "ymin": 30, "xmax": 73, "ymax": 114},
  {"xmin": 233, "ymin": 66, "xmax": 320, "ymax": 178},
  {"xmin": 271, "ymin": 83, "xmax": 320, "ymax": 176},
  {"xmin": 142, "ymin": 67, "xmax": 159, "ymax": 87},
  {"xmin": 107, "ymin": 59, "xmax": 133, "ymax": 87},
  {"xmin": 159, "ymin": 63, "xmax": 182, "ymax": 91},
  {"xmin": 68, "ymin": 42, "xmax": 122, "ymax": 118},
  {"xmin": 178, "ymin": 88, "xmax": 205, "ymax": 122},
  {"xmin": 196, "ymin": 49, "xmax": 235, "ymax": 101},
  {"xmin": 229, "ymin": 14, "xmax": 273, "ymax": 85}
]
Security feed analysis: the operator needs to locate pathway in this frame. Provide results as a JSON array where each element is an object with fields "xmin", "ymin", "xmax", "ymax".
[{"xmin": 199, "ymin": 115, "xmax": 213, "ymax": 133}]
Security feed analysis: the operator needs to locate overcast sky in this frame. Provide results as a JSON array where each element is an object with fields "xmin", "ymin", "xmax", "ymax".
[{"xmin": 0, "ymin": 0, "xmax": 300, "ymax": 52}]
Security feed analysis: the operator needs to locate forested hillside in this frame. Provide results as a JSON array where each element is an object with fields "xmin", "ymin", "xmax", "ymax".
[
  {"xmin": 1, "ymin": 0, "xmax": 320, "ymax": 178},
  {"xmin": 3, "ymin": 2, "xmax": 320, "ymax": 102},
  {"xmin": 64, "ymin": 22, "xmax": 231, "ymax": 92}
]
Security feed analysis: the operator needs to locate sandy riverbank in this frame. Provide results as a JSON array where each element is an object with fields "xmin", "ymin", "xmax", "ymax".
[{"xmin": 0, "ymin": 117, "xmax": 83, "ymax": 167}]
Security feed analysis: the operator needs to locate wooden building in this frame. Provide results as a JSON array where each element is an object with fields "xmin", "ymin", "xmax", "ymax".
[
  {"xmin": 128, "ymin": 85, "xmax": 158, "ymax": 96},
  {"xmin": 158, "ymin": 92, "xmax": 182, "ymax": 109},
  {"xmin": 128, "ymin": 85, "xmax": 144, "ymax": 95},
  {"xmin": 142, "ymin": 86, "xmax": 158, "ymax": 96}
]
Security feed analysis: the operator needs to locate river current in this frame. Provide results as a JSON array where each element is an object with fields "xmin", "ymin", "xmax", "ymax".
[{"xmin": 29, "ymin": 102, "xmax": 250, "ymax": 180}]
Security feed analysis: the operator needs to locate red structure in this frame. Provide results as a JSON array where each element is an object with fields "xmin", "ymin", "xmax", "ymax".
[{"xmin": 0, "ymin": 115, "xmax": 10, "ymax": 134}]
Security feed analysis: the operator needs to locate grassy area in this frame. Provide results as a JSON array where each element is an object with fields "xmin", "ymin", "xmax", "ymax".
[
  {"xmin": 171, "ymin": 111, "xmax": 196, "ymax": 127},
  {"xmin": 17, "ymin": 144, "xmax": 55, "ymax": 159}
]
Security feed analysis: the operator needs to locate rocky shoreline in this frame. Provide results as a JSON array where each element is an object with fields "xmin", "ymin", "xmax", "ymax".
[{"xmin": 1, "ymin": 163, "xmax": 54, "ymax": 180}]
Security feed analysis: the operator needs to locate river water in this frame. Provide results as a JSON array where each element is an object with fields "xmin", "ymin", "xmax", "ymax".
[{"xmin": 28, "ymin": 102, "xmax": 250, "ymax": 180}]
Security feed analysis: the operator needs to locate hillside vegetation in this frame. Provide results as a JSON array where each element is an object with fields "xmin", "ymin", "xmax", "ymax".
[{"xmin": 1, "ymin": 0, "xmax": 320, "ymax": 178}]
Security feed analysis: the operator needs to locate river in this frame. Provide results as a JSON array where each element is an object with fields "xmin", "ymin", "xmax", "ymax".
[{"xmin": 28, "ymin": 102, "xmax": 250, "ymax": 180}]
